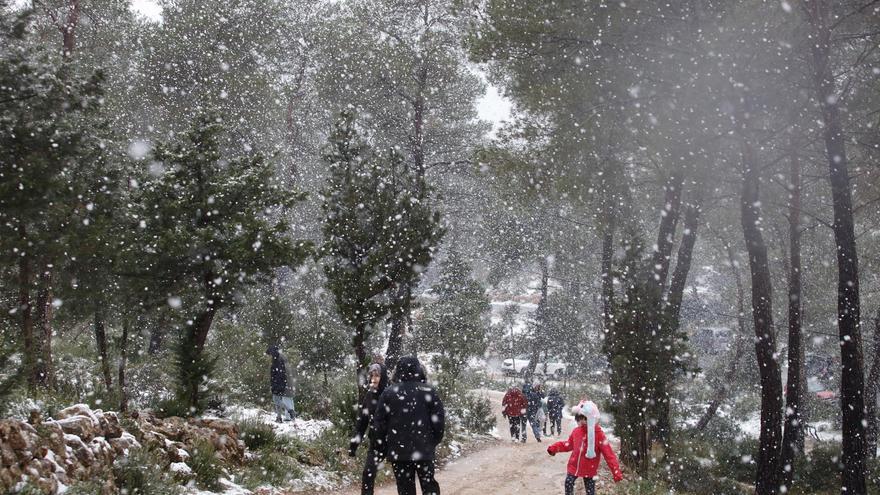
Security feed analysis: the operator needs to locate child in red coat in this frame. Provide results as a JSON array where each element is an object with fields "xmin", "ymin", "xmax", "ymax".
[{"xmin": 547, "ymin": 401, "xmax": 623, "ymax": 495}]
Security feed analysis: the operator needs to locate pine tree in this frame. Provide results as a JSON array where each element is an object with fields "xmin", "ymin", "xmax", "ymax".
[
  {"xmin": 0, "ymin": 3, "xmax": 107, "ymax": 391},
  {"xmin": 418, "ymin": 251, "xmax": 490, "ymax": 392},
  {"xmin": 320, "ymin": 110, "xmax": 443, "ymax": 379},
  {"xmin": 134, "ymin": 113, "xmax": 311, "ymax": 413}
]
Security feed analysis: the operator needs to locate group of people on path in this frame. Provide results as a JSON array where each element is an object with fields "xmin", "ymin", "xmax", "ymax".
[
  {"xmin": 504, "ymin": 383, "xmax": 624, "ymax": 495},
  {"xmin": 502, "ymin": 383, "xmax": 566, "ymax": 442},
  {"xmin": 267, "ymin": 346, "xmax": 621, "ymax": 495}
]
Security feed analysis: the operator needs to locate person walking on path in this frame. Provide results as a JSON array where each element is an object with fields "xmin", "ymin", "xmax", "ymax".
[
  {"xmin": 547, "ymin": 401, "xmax": 623, "ymax": 495},
  {"xmin": 349, "ymin": 362, "xmax": 390, "ymax": 495},
  {"xmin": 501, "ymin": 386, "xmax": 528, "ymax": 442},
  {"xmin": 547, "ymin": 388, "xmax": 565, "ymax": 436},
  {"xmin": 523, "ymin": 382, "xmax": 544, "ymax": 442},
  {"xmin": 266, "ymin": 345, "xmax": 295, "ymax": 423},
  {"xmin": 372, "ymin": 356, "xmax": 445, "ymax": 495}
]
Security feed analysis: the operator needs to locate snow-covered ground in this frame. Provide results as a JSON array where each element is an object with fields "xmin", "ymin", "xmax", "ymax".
[{"xmin": 222, "ymin": 406, "xmax": 333, "ymax": 442}]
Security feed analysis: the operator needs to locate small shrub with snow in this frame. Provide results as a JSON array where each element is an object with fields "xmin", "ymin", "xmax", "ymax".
[{"xmin": 189, "ymin": 439, "xmax": 224, "ymax": 491}]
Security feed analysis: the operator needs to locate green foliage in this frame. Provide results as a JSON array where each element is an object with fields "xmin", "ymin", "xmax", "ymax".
[
  {"xmin": 792, "ymin": 443, "xmax": 843, "ymax": 493},
  {"xmin": 448, "ymin": 391, "xmax": 496, "ymax": 435},
  {"xmin": 65, "ymin": 480, "xmax": 106, "ymax": 495},
  {"xmin": 134, "ymin": 113, "xmax": 311, "ymax": 411},
  {"xmin": 320, "ymin": 110, "xmax": 443, "ymax": 367},
  {"xmin": 189, "ymin": 439, "xmax": 224, "ymax": 491},
  {"xmin": 418, "ymin": 251, "xmax": 490, "ymax": 390},
  {"xmin": 239, "ymin": 417, "xmax": 278, "ymax": 451},
  {"xmin": 173, "ymin": 330, "xmax": 219, "ymax": 416},
  {"xmin": 241, "ymin": 450, "xmax": 304, "ymax": 489},
  {"xmin": 114, "ymin": 448, "xmax": 181, "ymax": 495}
]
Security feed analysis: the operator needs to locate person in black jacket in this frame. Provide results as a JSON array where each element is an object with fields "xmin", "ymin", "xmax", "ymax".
[
  {"xmin": 371, "ymin": 356, "xmax": 444, "ymax": 495},
  {"xmin": 546, "ymin": 388, "xmax": 565, "ymax": 436},
  {"xmin": 266, "ymin": 345, "xmax": 295, "ymax": 423},
  {"xmin": 348, "ymin": 362, "xmax": 389, "ymax": 495}
]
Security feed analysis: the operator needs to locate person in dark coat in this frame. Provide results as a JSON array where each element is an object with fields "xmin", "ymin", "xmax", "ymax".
[
  {"xmin": 266, "ymin": 345, "xmax": 295, "ymax": 422},
  {"xmin": 371, "ymin": 356, "xmax": 445, "ymax": 495},
  {"xmin": 349, "ymin": 362, "xmax": 389, "ymax": 495},
  {"xmin": 523, "ymin": 382, "xmax": 544, "ymax": 442},
  {"xmin": 547, "ymin": 388, "xmax": 565, "ymax": 436}
]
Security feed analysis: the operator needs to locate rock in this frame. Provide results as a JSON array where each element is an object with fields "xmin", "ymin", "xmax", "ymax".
[
  {"xmin": 55, "ymin": 416, "xmax": 98, "ymax": 442},
  {"xmin": 169, "ymin": 461, "xmax": 194, "ymax": 479},
  {"xmin": 96, "ymin": 411, "xmax": 123, "ymax": 439},
  {"xmin": 56, "ymin": 404, "xmax": 97, "ymax": 423},
  {"xmin": 108, "ymin": 432, "xmax": 141, "ymax": 456}
]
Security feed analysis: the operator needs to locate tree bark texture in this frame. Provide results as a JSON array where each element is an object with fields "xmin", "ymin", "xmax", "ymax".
[
  {"xmin": 655, "ymin": 193, "xmax": 702, "ymax": 443},
  {"xmin": 740, "ymin": 141, "xmax": 783, "ymax": 495},
  {"xmin": 866, "ymin": 308, "xmax": 880, "ymax": 458},
  {"xmin": 34, "ymin": 266, "xmax": 55, "ymax": 390},
  {"xmin": 18, "ymin": 249, "xmax": 35, "ymax": 391},
  {"xmin": 94, "ymin": 308, "xmax": 112, "ymax": 390},
  {"xmin": 804, "ymin": 2, "xmax": 866, "ymax": 491},
  {"xmin": 118, "ymin": 319, "xmax": 129, "ymax": 413},
  {"xmin": 781, "ymin": 142, "xmax": 803, "ymax": 490}
]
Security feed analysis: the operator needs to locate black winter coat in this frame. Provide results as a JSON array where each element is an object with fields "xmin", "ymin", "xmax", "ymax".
[
  {"xmin": 371, "ymin": 357, "xmax": 445, "ymax": 462},
  {"xmin": 547, "ymin": 390, "xmax": 565, "ymax": 418},
  {"xmin": 268, "ymin": 346, "xmax": 291, "ymax": 396},
  {"xmin": 348, "ymin": 363, "xmax": 389, "ymax": 456},
  {"xmin": 523, "ymin": 384, "xmax": 544, "ymax": 418}
]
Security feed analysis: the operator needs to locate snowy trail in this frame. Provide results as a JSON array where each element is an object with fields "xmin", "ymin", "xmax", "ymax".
[{"xmin": 328, "ymin": 389, "xmax": 619, "ymax": 494}]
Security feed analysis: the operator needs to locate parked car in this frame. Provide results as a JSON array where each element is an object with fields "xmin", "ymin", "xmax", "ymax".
[{"xmin": 501, "ymin": 354, "xmax": 569, "ymax": 379}]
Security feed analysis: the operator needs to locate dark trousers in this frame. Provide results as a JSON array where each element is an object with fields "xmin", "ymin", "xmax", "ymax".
[
  {"xmin": 549, "ymin": 414, "xmax": 562, "ymax": 435},
  {"xmin": 392, "ymin": 460, "xmax": 440, "ymax": 495},
  {"xmin": 564, "ymin": 475, "xmax": 595, "ymax": 495},
  {"xmin": 360, "ymin": 446, "xmax": 382, "ymax": 495},
  {"xmin": 508, "ymin": 415, "xmax": 526, "ymax": 441}
]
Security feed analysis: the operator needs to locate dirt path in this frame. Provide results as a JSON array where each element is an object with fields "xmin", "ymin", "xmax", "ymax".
[{"xmin": 332, "ymin": 390, "xmax": 620, "ymax": 494}]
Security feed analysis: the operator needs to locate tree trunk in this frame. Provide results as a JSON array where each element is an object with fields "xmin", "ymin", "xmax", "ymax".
[
  {"xmin": 866, "ymin": 308, "xmax": 880, "ymax": 458},
  {"xmin": 18, "ymin": 248, "xmax": 35, "ymax": 391},
  {"xmin": 385, "ymin": 284, "xmax": 408, "ymax": 371},
  {"xmin": 148, "ymin": 313, "xmax": 167, "ymax": 355},
  {"xmin": 60, "ymin": 0, "xmax": 79, "ymax": 58},
  {"xmin": 656, "ymin": 193, "xmax": 702, "ymax": 443},
  {"xmin": 118, "ymin": 319, "xmax": 129, "ymax": 413},
  {"xmin": 354, "ymin": 322, "xmax": 369, "ymax": 399},
  {"xmin": 525, "ymin": 257, "xmax": 549, "ymax": 381},
  {"xmin": 34, "ymin": 266, "xmax": 55, "ymax": 390},
  {"xmin": 781, "ymin": 141, "xmax": 804, "ymax": 490},
  {"xmin": 740, "ymin": 140, "xmax": 783, "ymax": 495},
  {"xmin": 804, "ymin": 3, "xmax": 866, "ymax": 491},
  {"xmin": 94, "ymin": 308, "xmax": 112, "ymax": 390},
  {"xmin": 650, "ymin": 170, "xmax": 685, "ymax": 290},
  {"xmin": 192, "ymin": 307, "xmax": 217, "ymax": 354}
]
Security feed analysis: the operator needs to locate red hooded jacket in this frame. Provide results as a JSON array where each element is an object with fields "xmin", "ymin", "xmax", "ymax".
[
  {"xmin": 547, "ymin": 423, "xmax": 623, "ymax": 481},
  {"xmin": 502, "ymin": 388, "xmax": 527, "ymax": 417}
]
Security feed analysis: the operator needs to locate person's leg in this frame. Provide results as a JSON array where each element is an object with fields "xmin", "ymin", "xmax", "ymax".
[
  {"xmin": 520, "ymin": 416, "xmax": 527, "ymax": 442},
  {"xmin": 564, "ymin": 474, "xmax": 577, "ymax": 495},
  {"xmin": 530, "ymin": 416, "xmax": 542, "ymax": 441},
  {"xmin": 360, "ymin": 446, "xmax": 380, "ymax": 495},
  {"xmin": 271, "ymin": 395, "xmax": 284, "ymax": 422},
  {"xmin": 508, "ymin": 416, "xmax": 519, "ymax": 441},
  {"xmin": 283, "ymin": 395, "xmax": 296, "ymax": 421},
  {"xmin": 392, "ymin": 461, "xmax": 417, "ymax": 495},
  {"xmin": 584, "ymin": 477, "xmax": 595, "ymax": 495},
  {"xmin": 543, "ymin": 418, "xmax": 547, "ymax": 435},
  {"xmin": 415, "ymin": 460, "xmax": 440, "ymax": 495}
]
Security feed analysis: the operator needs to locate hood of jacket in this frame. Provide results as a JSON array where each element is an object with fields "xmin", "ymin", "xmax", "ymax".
[
  {"xmin": 368, "ymin": 362, "xmax": 390, "ymax": 395},
  {"xmin": 393, "ymin": 356, "xmax": 424, "ymax": 383}
]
